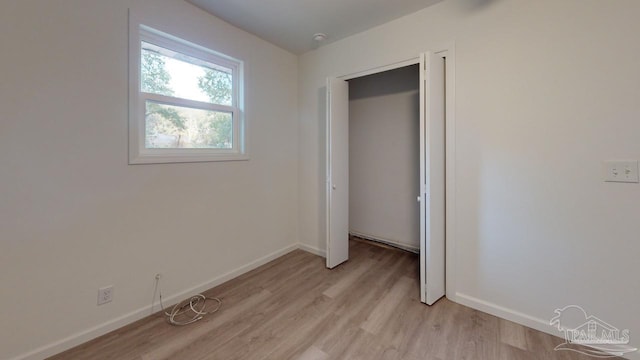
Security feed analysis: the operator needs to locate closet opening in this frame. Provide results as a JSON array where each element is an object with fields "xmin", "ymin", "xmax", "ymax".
[{"xmin": 347, "ymin": 64, "xmax": 421, "ymax": 255}]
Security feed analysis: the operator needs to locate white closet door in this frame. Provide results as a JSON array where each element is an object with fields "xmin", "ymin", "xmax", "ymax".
[
  {"xmin": 420, "ymin": 52, "xmax": 446, "ymax": 305},
  {"xmin": 326, "ymin": 77, "xmax": 349, "ymax": 269}
]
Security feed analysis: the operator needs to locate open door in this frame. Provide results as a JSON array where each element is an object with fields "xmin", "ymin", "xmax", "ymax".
[
  {"xmin": 420, "ymin": 52, "xmax": 446, "ymax": 305},
  {"xmin": 326, "ymin": 77, "xmax": 349, "ymax": 269}
]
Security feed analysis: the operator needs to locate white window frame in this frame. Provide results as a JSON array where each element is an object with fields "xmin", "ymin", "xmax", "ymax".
[{"xmin": 129, "ymin": 23, "xmax": 247, "ymax": 164}]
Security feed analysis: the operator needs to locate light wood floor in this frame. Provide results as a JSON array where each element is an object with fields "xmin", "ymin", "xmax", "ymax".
[{"xmin": 50, "ymin": 239, "xmax": 604, "ymax": 360}]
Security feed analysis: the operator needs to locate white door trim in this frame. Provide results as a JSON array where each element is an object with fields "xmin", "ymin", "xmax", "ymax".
[{"xmin": 339, "ymin": 57, "xmax": 419, "ymax": 81}]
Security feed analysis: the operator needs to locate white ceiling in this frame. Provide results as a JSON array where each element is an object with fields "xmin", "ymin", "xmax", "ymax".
[{"xmin": 187, "ymin": 0, "xmax": 444, "ymax": 54}]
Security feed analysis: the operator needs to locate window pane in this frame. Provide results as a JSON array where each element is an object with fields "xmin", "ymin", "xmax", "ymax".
[
  {"xmin": 145, "ymin": 101, "xmax": 233, "ymax": 149},
  {"xmin": 141, "ymin": 42, "xmax": 233, "ymax": 106}
]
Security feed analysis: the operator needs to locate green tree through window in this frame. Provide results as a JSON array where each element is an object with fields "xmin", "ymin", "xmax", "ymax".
[
  {"xmin": 141, "ymin": 50, "xmax": 187, "ymax": 147},
  {"xmin": 197, "ymin": 69, "xmax": 233, "ymax": 148},
  {"xmin": 141, "ymin": 50, "xmax": 233, "ymax": 149}
]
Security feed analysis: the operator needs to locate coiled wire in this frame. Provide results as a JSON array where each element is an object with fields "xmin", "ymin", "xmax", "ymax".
[{"xmin": 159, "ymin": 288, "xmax": 221, "ymax": 326}]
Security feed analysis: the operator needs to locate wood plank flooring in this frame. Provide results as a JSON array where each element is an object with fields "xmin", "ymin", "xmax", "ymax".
[{"xmin": 49, "ymin": 239, "xmax": 606, "ymax": 360}]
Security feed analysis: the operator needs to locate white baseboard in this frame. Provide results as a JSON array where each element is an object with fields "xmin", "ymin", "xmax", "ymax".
[
  {"xmin": 296, "ymin": 236, "xmax": 417, "ymax": 258},
  {"xmin": 454, "ymin": 292, "xmax": 558, "ymax": 337},
  {"xmin": 454, "ymin": 292, "xmax": 639, "ymax": 360},
  {"xmin": 298, "ymin": 243, "xmax": 326, "ymax": 257},
  {"xmin": 349, "ymin": 231, "xmax": 419, "ymax": 253},
  {"xmin": 11, "ymin": 243, "xmax": 299, "ymax": 360}
]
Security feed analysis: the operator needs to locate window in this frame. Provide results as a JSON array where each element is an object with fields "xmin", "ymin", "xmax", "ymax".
[{"xmin": 129, "ymin": 25, "xmax": 246, "ymax": 164}]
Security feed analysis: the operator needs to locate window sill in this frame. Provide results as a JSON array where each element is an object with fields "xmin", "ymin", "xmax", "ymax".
[{"xmin": 129, "ymin": 152, "xmax": 250, "ymax": 165}]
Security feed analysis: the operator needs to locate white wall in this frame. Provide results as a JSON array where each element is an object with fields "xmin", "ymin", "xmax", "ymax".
[
  {"xmin": 298, "ymin": 0, "xmax": 640, "ymax": 357},
  {"xmin": 0, "ymin": 1, "xmax": 298, "ymax": 359},
  {"xmin": 349, "ymin": 66, "xmax": 420, "ymax": 250}
]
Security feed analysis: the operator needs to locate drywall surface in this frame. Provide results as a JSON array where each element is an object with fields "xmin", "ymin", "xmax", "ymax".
[
  {"xmin": 298, "ymin": 0, "xmax": 640, "ymax": 357},
  {"xmin": 0, "ymin": 1, "xmax": 298, "ymax": 358},
  {"xmin": 349, "ymin": 66, "xmax": 420, "ymax": 250}
]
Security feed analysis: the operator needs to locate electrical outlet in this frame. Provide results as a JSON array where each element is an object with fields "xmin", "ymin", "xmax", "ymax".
[
  {"xmin": 97, "ymin": 286, "xmax": 114, "ymax": 305},
  {"xmin": 604, "ymin": 160, "xmax": 639, "ymax": 183},
  {"xmin": 155, "ymin": 273, "xmax": 162, "ymax": 280}
]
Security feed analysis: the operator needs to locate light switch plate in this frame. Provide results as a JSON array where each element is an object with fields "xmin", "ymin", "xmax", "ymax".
[{"xmin": 603, "ymin": 160, "xmax": 639, "ymax": 183}]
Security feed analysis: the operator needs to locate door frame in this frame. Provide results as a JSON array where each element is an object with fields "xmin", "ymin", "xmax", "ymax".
[{"xmin": 332, "ymin": 44, "xmax": 457, "ymax": 300}]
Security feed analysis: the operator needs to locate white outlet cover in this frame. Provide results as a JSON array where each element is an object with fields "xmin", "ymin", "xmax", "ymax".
[
  {"xmin": 603, "ymin": 160, "xmax": 639, "ymax": 183},
  {"xmin": 97, "ymin": 286, "xmax": 114, "ymax": 305}
]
